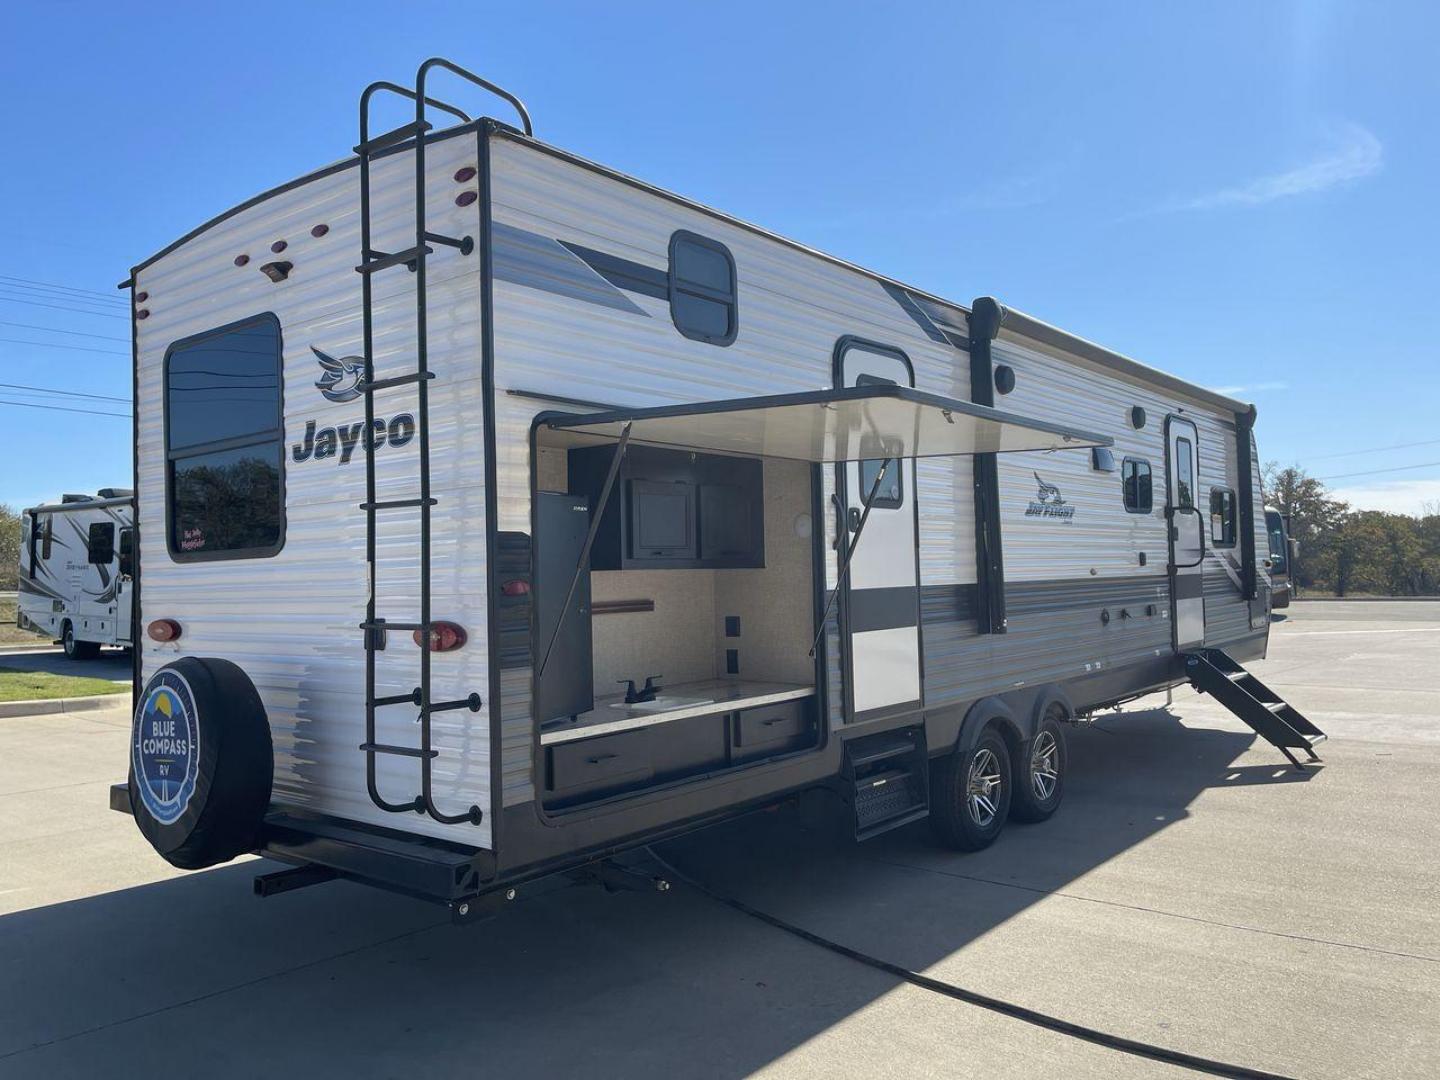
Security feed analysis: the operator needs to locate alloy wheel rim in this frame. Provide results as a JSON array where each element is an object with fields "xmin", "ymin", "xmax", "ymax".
[
  {"xmin": 966, "ymin": 747, "xmax": 1003, "ymax": 827},
  {"xmin": 1031, "ymin": 730, "xmax": 1059, "ymax": 801}
]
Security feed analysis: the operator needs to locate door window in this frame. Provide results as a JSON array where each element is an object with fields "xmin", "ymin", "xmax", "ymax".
[{"xmin": 1174, "ymin": 437, "xmax": 1194, "ymax": 508}]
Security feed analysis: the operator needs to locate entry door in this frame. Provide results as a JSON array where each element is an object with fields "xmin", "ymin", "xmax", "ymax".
[
  {"xmin": 837, "ymin": 341, "xmax": 922, "ymax": 720},
  {"xmin": 1165, "ymin": 417, "xmax": 1205, "ymax": 649}
]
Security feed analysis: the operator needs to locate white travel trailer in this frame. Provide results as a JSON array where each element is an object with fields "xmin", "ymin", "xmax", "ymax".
[
  {"xmin": 113, "ymin": 60, "xmax": 1324, "ymax": 916},
  {"xmin": 18, "ymin": 490, "xmax": 135, "ymax": 657}
]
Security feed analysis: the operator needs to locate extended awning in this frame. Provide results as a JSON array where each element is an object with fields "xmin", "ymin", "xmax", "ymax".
[{"xmin": 541, "ymin": 384, "xmax": 1110, "ymax": 461}]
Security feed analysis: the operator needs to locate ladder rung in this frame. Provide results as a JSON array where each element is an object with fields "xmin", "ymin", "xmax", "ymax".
[
  {"xmin": 360, "ymin": 497, "xmax": 438, "ymax": 511},
  {"xmin": 360, "ymin": 742, "xmax": 438, "ymax": 760},
  {"xmin": 362, "ymin": 371, "xmax": 435, "ymax": 392},
  {"xmin": 425, "ymin": 694, "xmax": 483, "ymax": 715},
  {"xmin": 423, "ymin": 231, "xmax": 474, "ymax": 255},
  {"xmin": 356, "ymin": 244, "xmax": 432, "ymax": 274},
  {"xmin": 360, "ymin": 620, "xmax": 426, "ymax": 632},
  {"xmin": 354, "ymin": 120, "xmax": 433, "ymax": 156},
  {"xmin": 371, "ymin": 689, "xmax": 422, "ymax": 708}
]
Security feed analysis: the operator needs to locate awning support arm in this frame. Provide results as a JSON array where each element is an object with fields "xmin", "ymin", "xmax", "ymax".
[
  {"xmin": 536, "ymin": 422, "xmax": 632, "ymax": 679},
  {"xmin": 809, "ymin": 458, "xmax": 890, "ymax": 658}
]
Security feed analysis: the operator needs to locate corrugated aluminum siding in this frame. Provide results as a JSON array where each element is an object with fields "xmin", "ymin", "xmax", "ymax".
[
  {"xmin": 135, "ymin": 131, "xmax": 495, "ymax": 846},
  {"xmin": 487, "ymin": 136, "xmax": 972, "ymax": 805}
]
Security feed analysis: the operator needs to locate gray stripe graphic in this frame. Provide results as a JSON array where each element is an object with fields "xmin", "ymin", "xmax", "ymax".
[{"xmin": 492, "ymin": 223, "xmax": 651, "ymax": 317}]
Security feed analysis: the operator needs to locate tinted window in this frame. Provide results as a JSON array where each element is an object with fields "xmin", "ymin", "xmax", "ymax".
[
  {"xmin": 165, "ymin": 314, "xmax": 284, "ymax": 559},
  {"xmin": 88, "ymin": 522, "xmax": 115, "ymax": 565},
  {"xmin": 669, "ymin": 231, "xmax": 737, "ymax": 346},
  {"xmin": 1210, "ymin": 488, "xmax": 1237, "ymax": 547},
  {"xmin": 1175, "ymin": 438, "xmax": 1194, "ymax": 508},
  {"xmin": 1122, "ymin": 458, "xmax": 1152, "ymax": 513}
]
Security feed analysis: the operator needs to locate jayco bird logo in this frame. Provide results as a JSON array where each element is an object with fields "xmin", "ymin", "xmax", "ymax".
[
  {"xmin": 294, "ymin": 343, "xmax": 415, "ymax": 465},
  {"xmin": 312, "ymin": 346, "xmax": 366, "ymax": 403},
  {"xmin": 1026, "ymin": 472, "xmax": 1075, "ymax": 521}
]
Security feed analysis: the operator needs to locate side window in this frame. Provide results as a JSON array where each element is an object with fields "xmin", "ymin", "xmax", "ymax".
[
  {"xmin": 88, "ymin": 522, "xmax": 116, "ymax": 565},
  {"xmin": 668, "ymin": 230, "xmax": 737, "ymax": 346},
  {"xmin": 1210, "ymin": 488, "xmax": 1237, "ymax": 547},
  {"xmin": 165, "ymin": 313, "xmax": 285, "ymax": 560},
  {"xmin": 119, "ymin": 528, "xmax": 135, "ymax": 577},
  {"xmin": 1175, "ymin": 438, "xmax": 1195, "ymax": 508},
  {"xmin": 1122, "ymin": 458, "xmax": 1152, "ymax": 513}
]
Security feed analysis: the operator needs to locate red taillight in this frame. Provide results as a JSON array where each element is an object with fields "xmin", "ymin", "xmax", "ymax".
[
  {"xmin": 147, "ymin": 619, "xmax": 182, "ymax": 642},
  {"xmin": 414, "ymin": 621, "xmax": 466, "ymax": 652},
  {"xmin": 500, "ymin": 580, "xmax": 530, "ymax": 596}
]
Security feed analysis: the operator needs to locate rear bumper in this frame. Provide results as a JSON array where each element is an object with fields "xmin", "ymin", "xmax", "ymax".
[{"xmin": 110, "ymin": 782, "xmax": 498, "ymax": 911}]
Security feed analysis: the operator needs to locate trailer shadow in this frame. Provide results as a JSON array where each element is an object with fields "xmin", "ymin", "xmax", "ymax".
[{"xmin": 0, "ymin": 708, "xmax": 1307, "ymax": 1077}]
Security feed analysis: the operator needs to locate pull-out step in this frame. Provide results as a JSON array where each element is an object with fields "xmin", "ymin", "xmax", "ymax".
[
  {"xmin": 1185, "ymin": 649, "xmax": 1326, "ymax": 771},
  {"xmin": 843, "ymin": 727, "xmax": 929, "ymax": 840}
]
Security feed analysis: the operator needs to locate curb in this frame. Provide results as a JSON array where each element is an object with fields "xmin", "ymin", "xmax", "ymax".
[
  {"xmin": 1292, "ymin": 596, "xmax": 1438, "ymax": 603},
  {"xmin": 0, "ymin": 693, "xmax": 130, "ymax": 719}
]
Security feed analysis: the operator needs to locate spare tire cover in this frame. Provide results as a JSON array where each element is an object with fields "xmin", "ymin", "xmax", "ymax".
[{"xmin": 129, "ymin": 656, "xmax": 273, "ymax": 870}]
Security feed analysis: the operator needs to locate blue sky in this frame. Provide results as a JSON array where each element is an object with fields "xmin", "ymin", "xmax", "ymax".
[{"xmin": 2, "ymin": 1, "xmax": 1437, "ymax": 512}]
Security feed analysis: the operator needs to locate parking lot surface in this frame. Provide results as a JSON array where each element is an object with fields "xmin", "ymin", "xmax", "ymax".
[{"xmin": 2, "ymin": 601, "xmax": 1437, "ymax": 1078}]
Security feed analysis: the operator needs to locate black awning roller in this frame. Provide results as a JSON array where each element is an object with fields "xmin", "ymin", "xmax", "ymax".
[{"xmin": 541, "ymin": 384, "xmax": 1111, "ymax": 461}]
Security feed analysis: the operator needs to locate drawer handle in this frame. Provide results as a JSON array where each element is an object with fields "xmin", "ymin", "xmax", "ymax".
[{"xmin": 586, "ymin": 753, "xmax": 619, "ymax": 765}]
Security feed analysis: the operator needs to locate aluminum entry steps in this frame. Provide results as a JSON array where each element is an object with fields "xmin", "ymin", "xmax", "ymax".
[
  {"xmin": 1185, "ymin": 648, "xmax": 1326, "ymax": 771},
  {"xmin": 843, "ymin": 727, "xmax": 929, "ymax": 841}
]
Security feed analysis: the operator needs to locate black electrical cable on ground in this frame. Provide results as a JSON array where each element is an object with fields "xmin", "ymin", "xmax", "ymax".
[{"xmin": 648, "ymin": 849, "xmax": 1296, "ymax": 1080}]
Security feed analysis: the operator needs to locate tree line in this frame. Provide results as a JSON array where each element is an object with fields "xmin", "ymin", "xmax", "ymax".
[{"xmin": 1265, "ymin": 464, "xmax": 1440, "ymax": 597}]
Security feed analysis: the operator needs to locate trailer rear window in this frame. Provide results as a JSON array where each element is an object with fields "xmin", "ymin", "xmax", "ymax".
[
  {"xmin": 669, "ymin": 231, "xmax": 737, "ymax": 346},
  {"xmin": 164, "ymin": 313, "xmax": 284, "ymax": 560}
]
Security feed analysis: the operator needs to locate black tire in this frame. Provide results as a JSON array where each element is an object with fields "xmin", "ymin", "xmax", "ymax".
[
  {"xmin": 62, "ymin": 621, "xmax": 100, "ymax": 660},
  {"xmin": 930, "ymin": 727, "xmax": 1013, "ymax": 851},
  {"xmin": 1010, "ymin": 709, "xmax": 1067, "ymax": 824},
  {"xmin": 128, "ymin": 657, "xmax": 273, "ymax": 870}
]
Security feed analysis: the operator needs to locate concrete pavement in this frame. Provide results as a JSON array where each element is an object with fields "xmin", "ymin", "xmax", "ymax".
[{"xmin": 1, "ymin": 602, "xmax": 1437, "ymax": 1078}]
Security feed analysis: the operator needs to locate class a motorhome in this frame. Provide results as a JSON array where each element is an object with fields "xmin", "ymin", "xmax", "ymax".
[
  {"xmin": 113, "ymin": 59, "xmax": 1325, "ymax": 916},
  {"xmin": 18, "ymin": 490, "xmax": 135, "ymax": 657}
]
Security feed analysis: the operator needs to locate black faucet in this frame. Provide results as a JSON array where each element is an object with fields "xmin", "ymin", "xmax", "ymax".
[{"xmin": 619, "ymin": 676, "xmax": 663, "ymax": 704}]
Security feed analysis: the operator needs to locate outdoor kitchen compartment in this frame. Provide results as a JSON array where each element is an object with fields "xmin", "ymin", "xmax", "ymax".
[{"xmin": 568, "ymin": 445, "xmax": 765, "ymax": 570}]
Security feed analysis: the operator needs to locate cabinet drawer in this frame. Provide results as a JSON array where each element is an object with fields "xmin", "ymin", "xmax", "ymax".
[
  {"xmin": 548, "ymin": 730, "xmax": 652, "ymax": 795},
  {"xmin": 734, "ymin": 700, "xmax": 810, "ymax": 750}
]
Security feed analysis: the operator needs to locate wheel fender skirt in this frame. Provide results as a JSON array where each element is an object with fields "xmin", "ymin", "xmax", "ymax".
[
  {"xmin": 1028, "ymin": 686, "xmax": 1075, "ymax": 745},
  {"xmin": 956, "ymin": 696, "xmax": 1018, "ymax": 755}
]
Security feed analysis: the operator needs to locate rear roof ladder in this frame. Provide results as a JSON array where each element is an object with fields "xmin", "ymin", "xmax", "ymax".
[{"xmin": 353, "ymin": 60, "xmax": 531, "ymax": 826}]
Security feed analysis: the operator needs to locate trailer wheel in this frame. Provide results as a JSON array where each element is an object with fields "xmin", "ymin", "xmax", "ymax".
[
  {"xmin": 930, "ymin": 728, "xmax": 1012, "ymax": 851},
  {"xmin": 128, "ymin": 657, "xmax": 273, "ymax": 870},
  {"xmin": 62, "ymin": 621, "xmax": 100, "ymax": 660},
  {"xmin": 1010, "ymin": 707, "xmax": 1067, "ymax": 823}
]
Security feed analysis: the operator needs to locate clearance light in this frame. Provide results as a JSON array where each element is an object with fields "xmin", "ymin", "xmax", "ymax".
[
  {"xmin": 147, "ymin": 619, "xmax": 182, "ymax": 642},
  {"xmin": 311, "ymin": 224, "xmax": 329, "ymax": 238},
  {"xmin": 454, "ymin": 166, "xmax": 477, "ymax": 183},
  {"xmin": 234, "ymin": 254, "xmax": 250, "ymax": 267},
  {"xmin": 455, "ymin": 191, "xmax": 478, "ymax": 207},
  {"xmin": 414, "ymin": 621, "xmax": 467, "ymax": 652},
  {"xmin": 270, "ymin": 239, "xmax": 288, "ymax": 253},
  {"xmin": 500, "ymin": 580, "xmax": 530, "ymax": 597}
]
